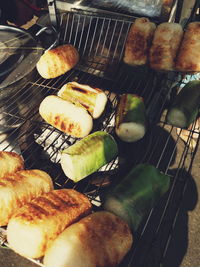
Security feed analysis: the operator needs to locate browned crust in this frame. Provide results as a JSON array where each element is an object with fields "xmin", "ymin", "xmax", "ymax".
[
  {"xmin": 150, "ymin": 23, "xmax": 183, "ymax": 71},
  {"xmin": 48, "ymin": 113, "xmax": 82, "ymax": 136},
  {"xmin": 71, "ymin": 211, "xmax": 133, "ymax": 266},
  {"xmin": 0, "ymin": 169, "xmax": 53, "ymax": 226},
  {"xmin": 13, "ymin": 189, "xmax": 92, "ymax": 223},
  {"xmin": 48, "ymin": 44, "xmax": 79, "ymax": 71},
  {"xmin": 124, "ymin": 18, "xmax": 156, "ymax": 66},
  {"xmin": 176, "ymin": 22, "xmax": 200, "ymax": 72},
  {"xmin": 37, "ymin": 44, "xmax": 79, "ymax": 79},
  {"xmin": 8, "ymin": 189, "xmax": 92, "ymax": 256},
  {"xmin": 0, "ymin": 151, "xmax": 24, "ymax": 178}
]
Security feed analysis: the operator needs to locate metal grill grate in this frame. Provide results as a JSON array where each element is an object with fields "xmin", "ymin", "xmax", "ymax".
[{"xmin": 0, "ymin": 9, "xmax": 200, "ymax": 267}]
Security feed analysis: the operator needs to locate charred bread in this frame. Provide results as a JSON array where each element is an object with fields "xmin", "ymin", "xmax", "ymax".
[
  {"xmin": 0, "ymin": 169, "xmax": 53, "ymax": 226},
  {"xmin": 0, "ymin": 151, "xmax": 24, "ymax": 178},
  {"xmin": 176, "ymin": 22, "xmax": 200, "ymax": 72},
  {"xmin": 123, "ymin": 17, "xmax": 156, "ymax": 66},
  {"xmin": 36, "ymin": 44, "xmax": 79, "ymax": 79},
  {"xmin": 43, "ymin": 211, "xmax": 133, "ymax": 267},
  {"xmin": 149, "ymin": 22, "xmax": 183, "ymax": 71},
  {"xmin": 39, "ymin": 95, "xmax": 93, "ymax": 138},
  {"xmin": 58, "ymin": 82, "xmax": 108, "ymax": 119},
  {"xmin": 7, "ymin": 189, "xmax": 92, "ymax": 259}
]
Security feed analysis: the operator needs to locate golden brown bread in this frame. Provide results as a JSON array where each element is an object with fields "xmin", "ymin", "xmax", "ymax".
[
  {"xmin": 39, "ymin": 95, "xmax": 93, "ymax": 138},
  {"xmin": 149, "ymin": 22, "xmax": 183, "ymax": 71},
  {"xmin": 36, "ymin": 44, "xmax": 79, "ymax": 79},
  {"xmin": 0, "ymin": 151, "xmax": 24, "ymax": 179},
  {"xmin": 0, "ymin": 169, "xmax": 53, "ymax": 226},
  {"xmin": 43, "ymin": 211, "xmax": 133, "ymax": 267},
  {"xmin": 175, "ymin": 22, "xmax": 200, "ymax": 72},
  {"xmin": 7, "ymin": 189, "xmax": 92, "ymax": 259},
  {"xmin": 123, "ymin": 17, "xmax": 156, "ymax": 66}
]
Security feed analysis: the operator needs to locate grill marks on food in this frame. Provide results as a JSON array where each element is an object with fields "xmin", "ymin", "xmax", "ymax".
[
  {"xmin": 129, "ymin": 31, "xmax": 146, "ymax": 60},
  {"xmin": 52, "ymin": 114, "xmax": 81, "ymax": 135},
  {"xmin": 0, "ymin": 172, "xmax": 26, "ymax": 187},
  {"xmin": 14, "ymin": 189, "xmax": 92, "ymax": 222},
  {"xmin": 123, "ymin": 17, "xmax": 156, "ymax": 66},
  {"xmin": 73, "ymin": 212, "xmax": 132, "ymax": 266},
  {"xmin": 72, "ymin": 87, "xmax": 88, "ymax": 94}
]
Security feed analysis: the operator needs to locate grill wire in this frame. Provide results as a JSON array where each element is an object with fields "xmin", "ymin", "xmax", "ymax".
[{"xmin": 0, "ymin": 9, "xmax": 200, "ymax": 267}]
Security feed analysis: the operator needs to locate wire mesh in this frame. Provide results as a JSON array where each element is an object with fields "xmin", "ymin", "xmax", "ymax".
[{"xmin": 0, "ymin": 9, "xmax": 200, "ymax": 267}]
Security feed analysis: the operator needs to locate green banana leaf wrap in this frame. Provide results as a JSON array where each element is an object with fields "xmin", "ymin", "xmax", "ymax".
[
  {"xmin": 104, "ymin": 164, "xmax": 170, "ymax": 231},
  {"xmin": 116, "ymin": 94, "xmax": 146, "ymax": 126},
  {"xmin": 166, "ymin": 80, "xmax": 200, "ymax": 128},
  {"xmin": 61, "ymin": 131, "xmax": 118, "ymax": 182}
]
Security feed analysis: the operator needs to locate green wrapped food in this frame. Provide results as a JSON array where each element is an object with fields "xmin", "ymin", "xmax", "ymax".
[
  {"xmin": 104, "ymin": 164, "xmax": 170, "ymax": 231},
  {"xmin": 115, "ymin": 94, "xmax": 146, "ymax": 142},
  {"xmin": 166, "ymin": 80, "xmax": 200, "ymax": 128},
  {"xmin": 60, "ymin": 131, "xmax": 118, "ymax": 183}
]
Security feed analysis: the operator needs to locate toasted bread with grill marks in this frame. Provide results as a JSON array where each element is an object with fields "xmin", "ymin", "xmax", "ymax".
[
  {"xmin": 7, "ymin": 189, "xmax": 92, "ymax": 259},
  {"xmin": 0, "ymin": 169, "xmax": 53, "ymax": 226},
  {"xmin": 39, "ymin": 95, "xmax": 93, "ymax": 138}
]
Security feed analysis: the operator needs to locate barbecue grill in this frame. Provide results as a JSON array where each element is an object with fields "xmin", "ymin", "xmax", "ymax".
[{"xmin": 0, "ymin": 1, "xmax": 200, "ymax": 266}]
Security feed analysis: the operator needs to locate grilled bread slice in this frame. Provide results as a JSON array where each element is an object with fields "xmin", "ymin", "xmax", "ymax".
[
  {"xmin": 123, "ymin": 17, "xmax": 156, "ymax": 66},
  {"xmin": 175, "ymin": 22, "xmax": 200, "ymax": 72},
  {"xmin": 43, "ymin": 211, "xmax": 133, "ymax": 267},
  {"xmin": 58, "ymin": 82, "xmax": 108, "ymax": 119},
  {"xmin": 0, "ymin": 169, "xmax": 53, "ymax": 226},
  {"xmin": 39, "ymin": 95, "xmax": 93, "ymax": 138},
  {"xmin": 0, "ymin": 151, "xmax": 24, "ymax": 179},
  {"xmin": 36, "ymin": 44, "xmax": 79, "ymax": 79},
  {"xmin": 149, "ymin": 22, "xmax": 183, "ymax": 71},
  {"xmin": 7, "ymin": 189, "xmax": 92, "ymax": 259}
]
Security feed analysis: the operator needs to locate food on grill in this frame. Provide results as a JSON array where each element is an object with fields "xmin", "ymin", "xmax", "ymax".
[
  {"xmin": 7, "ymin": 189, "xmax": 92, "ymax": 259},
  {"xmin": 39, "ymin": 95, "xmax": 93, "ymax": 138},
  {"xmin": 60, "ymin": 131, "xmax": 118, "ymax": 182},
  {"xmin": 175, "ymin": 22, "xmax": 200, "ymax": 72},
  {"xmin": 166, "ymin": 80, "xmax": 200, "ymax": 128},
  {"xmin": 57, "ymin": 82, "xmax": 108, "ymax": 119},
  {"xmin": 115, "ymin": 94, "xmax": 146, "ymax": 142},
  {"xmin": 0, "ymin": 151, "xmax": 24, "ymax": 179},
  {"xmin": 123, "ymin": 17, "xmax": 156, "ymax": 66},
  {"xmin": 149, "ymin": 22, "xmax": 183, "ymax": 71},
  {"xmin": 36, "ymin": 44, "xmax": 79, "ymax": 79},
  {"xmin": 43, "ymin": 211, "xmax": 133, "ymax": 267},
  {"xmin": 0, "ymin": 169, "xmax": 53, "ymax": 226},
  {"xmin": 104, "ymin": 164, "xmax": 170, "ymax": 231}
]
